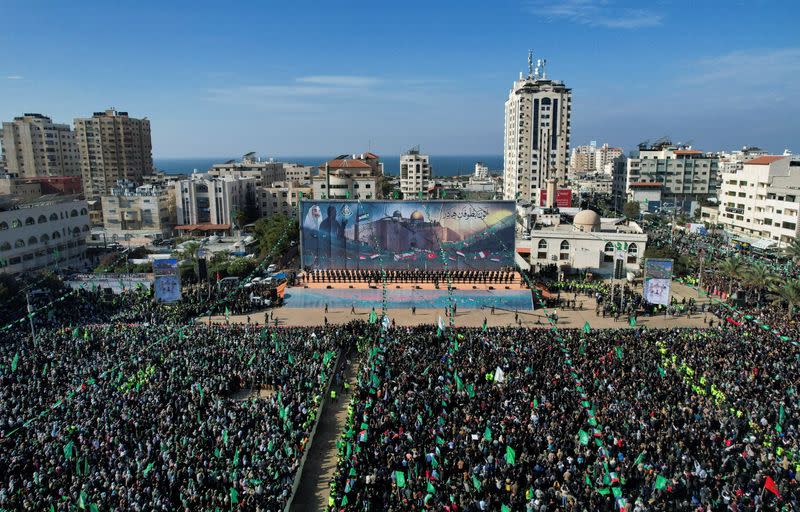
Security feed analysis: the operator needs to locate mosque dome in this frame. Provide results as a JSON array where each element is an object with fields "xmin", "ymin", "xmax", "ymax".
[
  {"xmin": 410, "ymin": 211, "xmax": 425, "ymax": 221},
  {"xmin": 573, "ymin": 210, "xmax": 601, "ymax": 232}
]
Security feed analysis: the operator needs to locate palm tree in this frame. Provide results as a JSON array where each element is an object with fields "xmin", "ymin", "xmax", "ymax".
[
  {"xmin": 783, "ymin": 238, "xmax": 800, "ymax": 265},
  {"xmin": 769, "ymin": 279, "xmax": 800, "ymax": 320},
  {"xmin": 742, "ymin": 263, "xmax": 778, "ymax": 304},
  {"xmin": 717, "ymin": 256, "xmax": 746, "ymax": 296}
]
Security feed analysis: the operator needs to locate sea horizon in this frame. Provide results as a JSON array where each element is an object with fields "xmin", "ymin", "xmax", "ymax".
[{"xmin": 154, "ymin": 155, "xmax": 504, "ymax": 177}]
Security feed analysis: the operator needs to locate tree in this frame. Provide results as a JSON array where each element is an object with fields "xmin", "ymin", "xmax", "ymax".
[
  {"xmin": 717, "ymin": 256, "xmax": 746, "ymax": 295},
  {"xmin": 769, "ymin": 279, "xmax": 800, "ymax": 320},
  {"xmin": 623, "ymin": 201, "xmax": 640, "ymax": 220},
  {"xmin": 253, "ymin": 214, "xmax": 298, "ymax": 262},
  {"xmin": 742, "ymin": 263, "xmax": 777, "ymax": 304},
  {"xmin": 227, "ymin": 257, "xmax": 257, "ymax": 277},
  {"xmin": 783, "ymin": 238, "xmax": 800, "ymax": 265}
]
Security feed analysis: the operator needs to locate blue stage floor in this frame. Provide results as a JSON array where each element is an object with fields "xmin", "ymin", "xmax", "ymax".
[{"xmin": 286, "ymin": 288, "xmax": 533, "ymax": 310}]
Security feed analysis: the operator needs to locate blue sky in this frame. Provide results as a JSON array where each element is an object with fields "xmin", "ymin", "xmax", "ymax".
[{"xmin": 1, "ymin": 0, "xmax": 798, "ymax": 157}]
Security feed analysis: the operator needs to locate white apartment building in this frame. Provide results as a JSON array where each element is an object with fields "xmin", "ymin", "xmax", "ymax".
[
  {"xmin": 174, "ymin": 173, "xmax": 257, "ymax": 228},
  {"xmin": 569, "ymin": 145, "xmax": 596, "ymax": 176},
  {"xmin": 101, "ymin": 181, "xmax": 175, "ymax": 237},
  {"xmin": 209, "ymin": 153, "xmax": 286, "ymax": 187},
  {"xmin": 717, "ymin": 155, "xmax": 800, "ymax": 245},
  {"xmin": 0, "ymin": 199, "xmax": 90, "ymax": 275},
  {"xmin": 715, "ymin": 146, "xmax": 768, "ymax": 174},
  {"xmin": 503, "ymin": 54, "xmax": 571, "ymax": 204},
  {"xmin": 595, "ymin": 143, "xmax": 624, "ymax": 174},
  {"xmin": 312, "ymin": 157, "xmax": 381, "ymax": 200},
  {"xmin": 625, "ymin": 142, "xmax": 719, "ymax": 215},
  {"xmin": 260, "ymin": 181, "xmax": 312, "ymax": 219},
  {"xmin": 399, "ymin": 147, "xmax": 432, "ymax": 199},
  {"xmin": 1, "ymin": 114, "xmax": 81, "ymax": 178}
]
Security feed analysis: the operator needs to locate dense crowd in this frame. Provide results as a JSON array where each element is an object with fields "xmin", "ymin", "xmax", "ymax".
[
  {"xmin": 329, "ymin": 323, "xmax": 798, "ymax": 510},
  {"xmin": 0, "ymin": 322, "xmax": 356, "ymax": 511}
]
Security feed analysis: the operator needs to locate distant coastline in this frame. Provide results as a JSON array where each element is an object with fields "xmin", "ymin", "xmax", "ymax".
[{"xmin": 154, "ymin": 155, "xmax": 504, "ymax": 177}]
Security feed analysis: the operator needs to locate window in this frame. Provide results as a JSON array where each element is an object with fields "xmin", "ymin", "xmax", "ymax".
[
  {"xmin": 603, "ymin": 242, "xmax": 614, "ymax": 263},
  {"xmin": 49, "ymin": 213, "xmax": 58, "ymax": 221},
  {"xmin": 70, "ymin": 209, "xmax": 78, "ymax": 217},
  {"xmin": 0, "ymin": 222, "xmax": 7, "ymax": 230},
  {"xmin": 537, "ymin": 239, "xmax": 548, "ymax": 259},
  {"xmin": 40, "ymin": 234, "xmax": 49, "ymax": 243},
  {"xmin": 627, "ymin": 243, "xmax": 638, "ymax": 264},
  {"xmin": 52, "ymin": 231, "xmax": 61, "ymax": 239},
  {"xmin": 0, "ymin": 242, "xmax": 10, "ymax": 251},
  {"xmin": 559, "ymin": 240, "xmax": 570, "ymax": 260},
  {"xmin": 14, "ymin": 239, "xmax": 25, "ymax": 248},
  {"xmin": 25, "ymin": 217, "xmax": 35, "ymax": 225},
  {"xmin": 38, "ymin": 215, "xmax": 47, "ymax": 224},
  {"xmin": 28, "ymin": 236, "xmax": 38, "ymax": 245},
  {"xmin": 80, "ymin": 208, "xmax": 88, "ymax": 215}
]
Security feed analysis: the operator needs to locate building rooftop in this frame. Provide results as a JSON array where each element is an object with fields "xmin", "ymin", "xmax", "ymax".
[
  {"xmin": 323, "ymin": 159, "xmax": 372, "ymax": 169},
  {"xmin": 746, "ymin": 155, "xmax": 786, "ymax": 165},
  {"xmin": 673, "ymin": 149, "xmax": 704, "ymax": 155}
]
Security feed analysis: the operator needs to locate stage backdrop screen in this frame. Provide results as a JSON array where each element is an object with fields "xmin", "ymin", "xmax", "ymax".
[{"xmin": 300, "ymin": 200, "xmax": 516, "ymax": 270}]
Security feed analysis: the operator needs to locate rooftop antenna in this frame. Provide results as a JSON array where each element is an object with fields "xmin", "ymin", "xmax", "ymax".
[
  {"xmin": 535, "ymin": 59, "xmax": 541, "ymax": 79},
  {"xmin": 528, "ymin": 49, "xmax": 534, "ymax": 79},
  {"xmin": 542, "ymin": 59, "xmax": 547, "ymax": 79}
]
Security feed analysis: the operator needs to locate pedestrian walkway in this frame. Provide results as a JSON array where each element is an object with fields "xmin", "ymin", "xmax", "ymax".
[{"xmin": 290, "ymin": 357, "xmax": 358, "ymax": 512}]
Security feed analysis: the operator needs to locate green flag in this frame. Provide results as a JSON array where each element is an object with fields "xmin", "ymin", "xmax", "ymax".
[
  {"xmin": 89, "ymin": 504, "xmax": 99, "ymax": 512},
  {"xmin": 779, "ymin": 404, "xmax": 786, "ymax": 428},
  {"xmin": 230, "ymin": 487, "xmax": 239, "ymax": 504},
  {"xmin": 418, "ymin": 190, "xmax": 423, "ymax": 199},
  {"xmin": 579, "ymin": 429, "xmax": 589, "ymax": 445},
  {"xmin": 222, "ymin": 429, "xmax": 229, "ymax": 445},
  {"xmin": 454, "ymin": 374, "xmax": 464, "ymax": 391},
  {"xmin": 597, "ymin": 487, "xmax": 611, "ymax": 496},
  {"xmin": 615, "ymin": 347, "xmax": 623, "ymax": 360},
  {"xmin": 78, "ymin": 491, "xmax": 87, "ymax": 509},
  {"xmin": 472, "ymin": 475, "xmax": 481, "ymax": 491},
  {"xmin": 583, "ymin": 321, "xmax": 590, "ymax": 334},
  {"xmin": 11, "ymin": 353, "xmax": 19, "ymax": 372},
  {"xmin": 633, "ymin": 451, "xmax": 645, "ymax": 466},
  {"xmin": 654, "ymin": 475, "xmax": 668, "ymax": 490},
  {"xmin": 501, "ymin": 505, "xmax": 511, "ymax": 512},
  {"xmin": 234, "ymin": 447, "xmax": 240, "ymax": 467},
  {"xmin": 612, "ymin": 487, "xmax": 622, "ymax": 498},
  {"xmin": 247, "ymin": 354, "xmax": 256, "ymax": 366},
  {"xmin": 629, "ymin": 316, "xmax": 636, "ymax": 327},
  {"xmin": 505, "ymin": 445, "xmax": 516, "ymax": 465},
  {"xmin": 143, "ymin": 462, "xmax": 154, "ymax": 476},
  {"xmin": 484, "ymin": 426, "xmax": 492, "ymax": 441},
  {"xmin": 288, "ymin": 353, "xmax": 295, "ymax": 364},
  {"xmin": 395, "ymin": 470, "xmax": 406, "ymax": 488},
  {"xmin": 466, "ymin": 384, "xmax": 475, "ymax": 398},
  {"xmin": 427, "ymin": 482, "xmax": 436, "ymax": 494},
  {"xmin": 224, "ymin": 307, "xmax": 230, "ymax": 321},
  {"xmin": 341, "ymin": 494, "xmax": 349, "ymax": 506},
  {"xmin": 64, "ymin": 441, "xmax": 74, "ymax": 461}
]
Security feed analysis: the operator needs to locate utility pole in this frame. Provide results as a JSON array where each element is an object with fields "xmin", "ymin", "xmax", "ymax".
[{"xmin": 26, "ymin": 292, "xmax": 36, "ymax": 346}]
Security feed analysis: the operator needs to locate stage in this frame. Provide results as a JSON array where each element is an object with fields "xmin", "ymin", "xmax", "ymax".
[{"xmin": 285, "ymin": 286, "xmax": 533, "ymax": 310}]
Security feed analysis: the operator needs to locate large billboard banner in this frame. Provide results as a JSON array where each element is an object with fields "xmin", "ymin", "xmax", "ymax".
[
  {"xmin": 300, "ymin": 200, "xmax": 516, "ymax": 270},
  {"xmin": 643, "ymin": 258, "xmax": 673, "ymax": 306},
  {"xmin": 153, "ymin": 258, "xmax": 182, "ymax": 303}
]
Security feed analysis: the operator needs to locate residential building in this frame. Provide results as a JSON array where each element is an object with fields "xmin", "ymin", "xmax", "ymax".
[
  {"xmin": 0, "ymin": 198, "xmax": 90, "ymax": 275},
  {"xmin": 503, "ymin": 53, "xmax": 571, "ymax": 204},
  {"xmin": 1, "ymin": 113, "xmax": 81, "ymax": 178},
  {"xmin": 74, "ymin": 109, "xmax": 153, "ymax": 198},
  {"xmin": 716, "ymin": 155, "xmax": 800, "ymax": 246},
  {"xmin": 521, "ymin": 209, "xmax": 647, "ymax": 277},
  {"xmin": 715, "ymin": 146, "xmax": 769, "ymax": 174},
  {"xmin": 209, "ymin": 153, "xmax": 286, "ymax": 186},
  {"xmin": 0, "ymin": 178, "xmax": 42, "ymax": 202},
  {"xmin": 312, "ymin": 156, "xmax": 382, "ymax": 200},
  {"xmin": 569, "ymin": 144, "xmax": 596, "ymax": 176},
  {"xmin": 174, "ymin": 173, "xmax": 257, "ymax": 229},
  {"xmin": 101, "ymin": 180, "xmax": 175, "ymax": 237},
  {"xmin": 574, "ymin": 174, "xmax": 613, "ymax": 196},
  {"xmin": 595, "ymin": 143, "xmax": 624, "ymax": 174},
  {"xmin": 624, "ymin": 141, "xmax": 719, "ymax": 215},
  {"xmin": 399, "ymin": 147, "xmax": 432, "ymax": 199},
  {"xmin": 259, "ymin": 181, "xmax": 312, "ymax": 219},
  {"xmin": 284, "ymin": 163, "xmax": 313, "ymax": 184}
]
